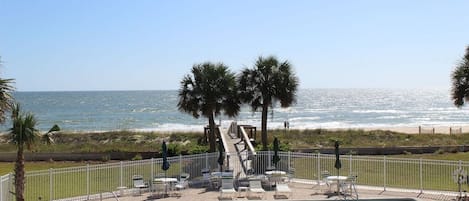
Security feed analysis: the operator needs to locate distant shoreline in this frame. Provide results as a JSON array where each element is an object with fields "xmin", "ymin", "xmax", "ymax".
[{"xmin": 43, "ymin": 125, "xmax": 469, "ymax": 135}]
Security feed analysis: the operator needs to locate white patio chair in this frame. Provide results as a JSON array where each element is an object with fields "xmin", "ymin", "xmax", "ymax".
[
  {"xmin": 275, "ymin": 183, "xmax": 292, "ymax": 198},
  {"xmin": 174, "ymin": 173, "xmax": 190, "ymax": 190},
  {"xmin": 313, "ymin": 170, "xmax": 331, "ymax": 193},
  {"xmin": 171, "ymin": 173, "xmax": 190, "ymax": 197},
  {"xmin": 219, "ymin": 178, "xmax": 236, "ymax": 199},
  {"xmin": 132, "ymin": 175, "xmax": 148, "ymax": 195},
  {"xmin": 340, "ymin": 174, "xmax": 358, "ymax": 200},
  {"xmin": 248, "ymin": 180, "xmax": 265, "ymax": 199}
]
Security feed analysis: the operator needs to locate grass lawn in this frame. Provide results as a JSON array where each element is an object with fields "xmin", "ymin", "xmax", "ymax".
[
  {"xmin": 0, "ymin": 161, "xmax": 102, "ymax": 175},
  {"xmin": 396, "ymin": 151, "xmax": 469, "ymax": 161}
]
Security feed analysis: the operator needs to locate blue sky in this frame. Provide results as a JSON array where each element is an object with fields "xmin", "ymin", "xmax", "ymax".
[{"xmin": 0, "ymin": 0, "xmax": 468, "ymax": 91}]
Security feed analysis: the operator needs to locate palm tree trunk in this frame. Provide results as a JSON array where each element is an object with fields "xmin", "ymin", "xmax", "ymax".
[
  {"xmin": 261, "ymin": 104, "xmax": 269, "ymax": 151},
  {"xmin": 15, "ymin": 145, "xmax": 25, "ymax": 201},
  {"xmin": 208, "ymin": 114, "xmax": 217, "ymax": 152}
]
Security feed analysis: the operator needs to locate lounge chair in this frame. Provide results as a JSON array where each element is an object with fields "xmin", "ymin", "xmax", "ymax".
[
  {"xmin": 132, "ymin": 175, "xmax": 148, "ymax": 195},
  {"xmin": 275, "ymin": 183, "xmax": 292, "ymax": 198},
  {"xmin": 219, "ymin": 178, "xmax": 236, "ymax": 199},
  {"xmin": 248, "ymin": 180, "xmax": 265, "ymax": 199}
]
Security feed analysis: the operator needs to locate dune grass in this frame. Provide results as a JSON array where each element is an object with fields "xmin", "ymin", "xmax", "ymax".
[{"xmin": 267, "ymin": 129, "xmax": 469, "ymax": 149}]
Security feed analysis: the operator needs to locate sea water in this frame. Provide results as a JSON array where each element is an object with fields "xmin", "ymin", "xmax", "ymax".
[{"xmin": 4, "ymin": 88, "xmax": 469, "ymax": 132}]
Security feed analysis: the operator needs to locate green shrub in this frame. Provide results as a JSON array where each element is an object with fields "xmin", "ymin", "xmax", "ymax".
[
  {"xmin": 434, "ymin": 149, "xmax": 445, "ymax": 155},
  {"xmin": 132, "ymin": 154, "xmax": 143, "ymax": 160}
]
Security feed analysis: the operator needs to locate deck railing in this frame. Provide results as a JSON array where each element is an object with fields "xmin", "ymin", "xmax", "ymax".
[{"xmin": 0, "ymin": 152, "xmax": 467, "ymax": 201}]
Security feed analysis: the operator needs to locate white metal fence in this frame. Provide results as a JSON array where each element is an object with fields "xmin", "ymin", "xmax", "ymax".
[{"xmin": 0, "ymin": 152, "xmax": 467, "ymax": 201}]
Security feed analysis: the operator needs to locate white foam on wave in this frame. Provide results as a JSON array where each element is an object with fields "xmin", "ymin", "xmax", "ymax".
[{"xmin": 352, "ymin": 109, "xmax": 405, "ymax": 114}]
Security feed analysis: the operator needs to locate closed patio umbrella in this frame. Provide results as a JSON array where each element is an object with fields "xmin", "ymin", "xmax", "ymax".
[
  {"xmin": 334, "ymin": 141, "xmax": 342, "ymax": 195},
  {"xmin": 217, "ymin": 138, "xmax": 224, "ymax": 172},
  {"xmin": 272, "ymin": 137, "xmax": 281, "ymax": 169},
  {"xmin": 162, "ymin": 141, "xmax": 170, "ymax": 172},
  {"xmin": 334, "ymin": 141, "xmax": 341, "ymax": 173},
  {"xmin": 161, "ymin": 141, "xmax": 170, "ymax": 196}
]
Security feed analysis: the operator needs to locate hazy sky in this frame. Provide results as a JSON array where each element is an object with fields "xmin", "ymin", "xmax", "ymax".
[{"xmin": 1, "ymin": 0, "xmax": 468, "ymax": 91}]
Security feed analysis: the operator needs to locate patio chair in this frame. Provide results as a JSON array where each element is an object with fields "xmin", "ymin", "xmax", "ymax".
[
  {"xmin": 275, "ymin": 183, "xmax": 292, "ymax": 198},
  {"xmin": 152, "ymin": 180, "xmax": 166, "ymax": 198},
  {"xmin": 202, "ymin": 168, "xmax": 211, "ymax": 187},
  {"xmin": 173, "ymin": 173, "xmax": 190, "ymax": 197},
  {"xmin": 132, "ymin": 175, "xmax": 149, "ymax": 195},
  {"xmin": 248, "ymin": 180, "xmax": 265, "ymax": 199},
  {"xmin": 312, "ymin": 170, "xmax": 331, "ymax": 193},
  {"xmin": 175, "ymin": 173, "xmax": 190, "ymax": 190},
  {"xmin": 219, "ymin": 178, "xmax": 236, "ymax": 199},
  {"xmin": 340, "ymin": 174, "xmax": 358, "ymax": 200},
  {"xmin": 287, "ymin": 168, "xmax": 295, "ymax": 182}
]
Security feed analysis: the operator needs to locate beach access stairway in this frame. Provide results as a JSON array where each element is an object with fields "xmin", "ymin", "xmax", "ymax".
[{"xmin": 219, "ymin": 122, "xmax": 256, "ymax": 178}]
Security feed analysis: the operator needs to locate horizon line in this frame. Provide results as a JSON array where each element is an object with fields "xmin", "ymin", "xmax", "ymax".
[{"xmin": 14, "ymin": 87, "xmax": 451, "ymax": 93}]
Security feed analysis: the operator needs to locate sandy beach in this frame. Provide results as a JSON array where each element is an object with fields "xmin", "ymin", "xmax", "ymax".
[{"xmin": 361, "ymin": 125, "xmax": 469, "ymax": 134}]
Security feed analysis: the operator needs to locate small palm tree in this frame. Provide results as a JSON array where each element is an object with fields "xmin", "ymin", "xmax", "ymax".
[
  {"xmin": 9, "ymin": 103, "xmax": 60, "ymax": 201},
  {"xmin": 452, "ymin": 45, "xmax": 469, "ymax": 107},
  {"xmin": 178, "ymin": 62, "xmax": 240, "ymax": 152},
  {"xmin": 238, "ymin": 56, "xmax": 299, "ymax": 150}
]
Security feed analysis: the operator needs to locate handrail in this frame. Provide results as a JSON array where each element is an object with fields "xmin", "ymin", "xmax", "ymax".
[
  {"xmin": 239, "ymin": 126, "xmax": 257, "ymax": 156},
  {"xmin": 217, "ymin": 127, "xmax": 230, "ymax": 155}
]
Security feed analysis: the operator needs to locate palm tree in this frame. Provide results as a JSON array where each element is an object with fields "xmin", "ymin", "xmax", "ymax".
[
  {"xmin": 452, "ymin": 45, "xmax": 469, "ymax": 108},
  {"xmin": 0, "ymin": 57, "xmax": 15, "ymax": 123},
  {"xmin": 9, "ymin": 103, "xmax": 60, "ymax": 201},
  {"xmin": 238, "ymin": 56, "xmax": 299, "ymax": 150},
  {"xmin": 178, "ymin": 62, "xmax": 240, "ymax": 152}
]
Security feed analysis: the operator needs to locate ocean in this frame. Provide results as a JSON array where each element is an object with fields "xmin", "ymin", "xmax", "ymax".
[{"xmin": 4, "ymin": 88, "xmax": 469, "ymax": 132}]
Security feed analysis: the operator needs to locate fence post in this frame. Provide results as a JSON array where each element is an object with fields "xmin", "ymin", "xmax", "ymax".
[
  {"xmin": 205, "ymin": 153, "xmax": 208, "ymax": 170},
  {"xmin": 419, "ymin": 158, "xmax": 423, "ymax": 194},
  {"xmin": 288, "ymin": 151, "xmax": 291, "ymax": 172},
  {"xmin": 179, "ymin": 155, "xmax": 183, "ymax": 176},
  {"xmin": 49, "ymin": 168, "xmax": 53, "ymax": 201},
  {"xmin": 87, "ymin": 164, "xmax": 90, "ymax": 200},
  {"xmin": 120, "ymin": 161, "xmax": 123, "ymax": 187},
  {"xmin": 317, "ymin": 152, "xmax": 321, "ymax": 181},
  {"xmin": 151, "ymin": 158, "xmax": 154, "ymax": 181},
  {"xmin": 1, "ymin": 175, "xmax": 3, "ymax": 201},
  {"xmin": 383, "ymin": 156, "xmax": 386, "ymax": 191},
  {"xmin": 349, "ymin": 154, "xmax": 352, "ymax": 175},
  {"xmin": 8, "ymin": 174, "xmax": 12, "ymax": 201}
]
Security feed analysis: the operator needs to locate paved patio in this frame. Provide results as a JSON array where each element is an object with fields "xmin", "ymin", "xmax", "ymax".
[{"xmin": 104, "ymin": 182, "xmax": 454, "ymax": 201}]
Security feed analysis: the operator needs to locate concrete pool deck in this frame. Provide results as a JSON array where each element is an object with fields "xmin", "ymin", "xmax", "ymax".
[{"xmin": 103, "ymin": 182, "xmax": 455, "ymax": 201}]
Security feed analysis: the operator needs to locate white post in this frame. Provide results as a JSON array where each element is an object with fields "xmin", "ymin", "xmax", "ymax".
[
  {"xmin": 1, "ymin": 175, "xmax": 3, "ymax": 201},
  {"xmin": 120, "ymin": 161, "xmax": 123, "ymax": 187},
  {"xmin": 317, "ymin": 153, "xmax": 321, "ymax": 181},
  {"xmin": 349, "ymin": 154, "xmax": 352, "ymax": 175},
  {"xmin": 383, "ymin": 156, "xmax": 386, "ymax": 191},
  {"xmin": 87, "ymin": 164, "xmax": 90, "ymax": 200},
  {"xmin": 419, "ymin": 158, "xmax": 423, "ymax": 194},
  {"xmin": 7, "ymin": 174, "xmax": 11, "ymax": 201},
  {"xmin": 205, "ymin": 153, "xmax": 209, "ymax": 170},
  {"xmin": 288, "ymin": 151, "xmax": 291, "ymax": 173},
  {"xmin": 49, "ymin": 168, "xmax": 53, "ymax": 201},
  {"xmin": 266, "ymin": 150, "xmax": 272, "ymax": 167},
  {"xmin": 151, "ymin": 158, "xmax": 154, "ymax": 181},
  {"xmin": 179, "ymin": 155, "xmax": 183, "ymax": 176}
]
